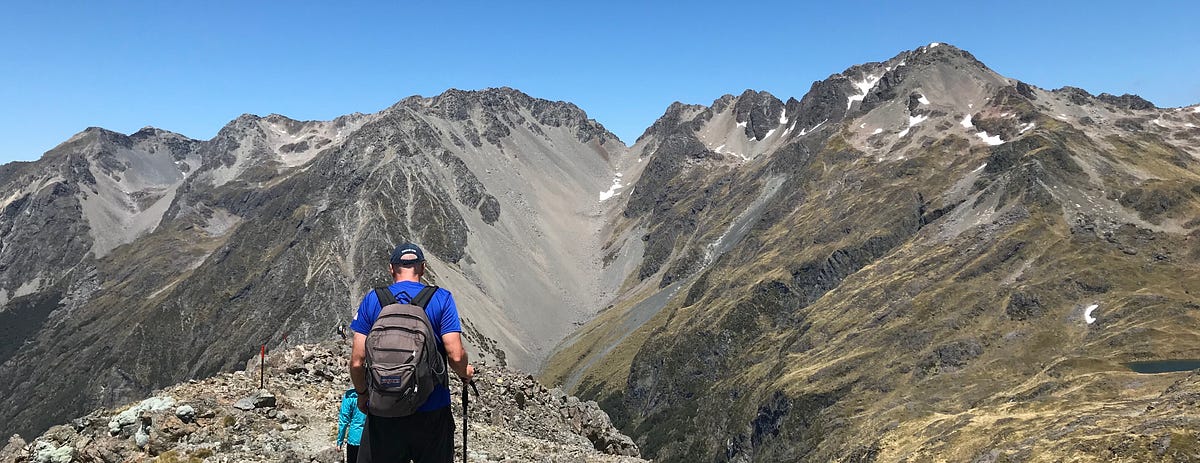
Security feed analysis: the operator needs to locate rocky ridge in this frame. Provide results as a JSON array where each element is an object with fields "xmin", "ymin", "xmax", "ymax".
[{"xmin": 0, "ymin": 342, "xmax": 642, "ymax": 463}]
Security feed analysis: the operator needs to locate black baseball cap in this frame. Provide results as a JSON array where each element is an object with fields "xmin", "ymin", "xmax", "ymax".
[{"xmin": 390, "ymin": 243, "xmax": 425, "ymax": 265}]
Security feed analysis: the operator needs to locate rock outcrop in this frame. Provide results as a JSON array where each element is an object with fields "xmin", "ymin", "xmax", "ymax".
[{"xmin": 0, "ymin": 342, "xmax": 642, "ymax": 463}]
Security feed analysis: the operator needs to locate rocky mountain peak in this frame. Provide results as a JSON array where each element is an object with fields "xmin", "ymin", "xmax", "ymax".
[
  {"xmin": 1050, "ymin": 86, "xmax": 1157, "ymax": 110},
  {"xmin": 732, "ymin": 90, "xmax": 786, "ymax": 141},
  {"xmin": 398, "ymin": 87, "xmax": 618, "ymax": 145}
]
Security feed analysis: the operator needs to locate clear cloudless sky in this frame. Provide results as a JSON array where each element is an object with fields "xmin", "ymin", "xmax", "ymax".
[{"xmin": 2, "ymin": 0, "xmax": 1198, "ymax": 164}]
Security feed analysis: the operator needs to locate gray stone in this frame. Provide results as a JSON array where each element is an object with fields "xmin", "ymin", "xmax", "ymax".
[
  {"xmin": 232, "ymin": 398, "xmax": 256, "ymax": 411},
  {"xmin": 133, "ymin": 427, "xmax": 149, "ymax": 448},
  {"xmin": 234, "ymin": 390, "xmax": 276, "ymax": 411},
  {"xmin": 175, "ymin": 405, "xmax": 196, "ymax": 423}
]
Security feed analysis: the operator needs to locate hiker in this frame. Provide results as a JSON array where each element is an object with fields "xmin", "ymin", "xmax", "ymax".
[
  {"xmin": 336, "ymin": 388, "xmax": 366, "ymax": 463},
  {"xmin": 349, "ymin": 243, "xmax": 475, "ymax": 463}
]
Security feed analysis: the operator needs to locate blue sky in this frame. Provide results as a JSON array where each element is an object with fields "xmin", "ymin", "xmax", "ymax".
[{"xmin": 2, "ymin": 1, "xmax": 1198, "ymax": 165}]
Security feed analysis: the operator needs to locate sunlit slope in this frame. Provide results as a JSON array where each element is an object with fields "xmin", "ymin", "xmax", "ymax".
[{"xmin": 546, "ymin": 43, "xmax": 1200, "ymax": 462}]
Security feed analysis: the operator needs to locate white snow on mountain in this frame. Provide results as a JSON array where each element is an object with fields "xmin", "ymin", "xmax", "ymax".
[
  {"xmin": 599, "ymin": 176, "xmax": 623, "ymax": 201},
  {"xmin": 976, "ymin": 131, "xmax": 1004, "ymax": 145},
  {"xmin": 846, "ymin": 73, "xmax": 883, "ymax": 110},
  {"xmin": 1084, "ymin": 304, "xmax": 1099, "ymax": 324}
]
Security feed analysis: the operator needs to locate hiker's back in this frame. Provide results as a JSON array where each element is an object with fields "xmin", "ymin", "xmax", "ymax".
[{"xmin": 364, "ymin": 285, "xmax": 448, "ymax": 417}]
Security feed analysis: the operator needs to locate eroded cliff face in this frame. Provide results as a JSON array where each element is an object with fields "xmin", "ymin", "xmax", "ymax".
[
  {"xmin": 0, "ymin": 87, "xmax": 634, "ymax": 440},
  {"xmin": 544, "ymin": 44, "xmax": 1200, "ymax": 462}
]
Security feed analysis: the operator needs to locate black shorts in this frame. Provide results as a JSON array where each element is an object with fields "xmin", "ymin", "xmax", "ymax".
[{"xmin": 357, "ymin": 407, "xmax": 454, "ymax": 463}]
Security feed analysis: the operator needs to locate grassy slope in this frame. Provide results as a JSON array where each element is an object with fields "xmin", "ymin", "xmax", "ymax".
[{"xmin": 546, "ymin": 110, "xmax": 1200, "ymax": 461}]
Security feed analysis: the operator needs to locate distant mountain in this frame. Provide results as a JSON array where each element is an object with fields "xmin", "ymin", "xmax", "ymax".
[
  {"xmin": 3, "ymin": 43, "xmax": 1200, "ymax": 462},
  {"xmin": 543, "ymin": 43, "xmax": 1200, "ymax": 461},
  {"xmin": 0, "ymin": 87, "xmax": 631, "ymax": 439}
]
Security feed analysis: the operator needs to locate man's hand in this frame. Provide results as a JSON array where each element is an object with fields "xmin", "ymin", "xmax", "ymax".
[
  {"xmin": 356, "ymin": 393, "xmax": 368, "ymax": 414},
  {"xmin": 460, "ymin": 364, "xmax": 476, "ymax": 383}
]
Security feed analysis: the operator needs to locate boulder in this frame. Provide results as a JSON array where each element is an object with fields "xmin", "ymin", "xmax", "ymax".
[
  {"xmin": 175, "ymin": 405, "xmax": 196, "ymax": 423},
  {"xmin": 234, "ymin": 390, "xmax": 276, "ymax": 410}
]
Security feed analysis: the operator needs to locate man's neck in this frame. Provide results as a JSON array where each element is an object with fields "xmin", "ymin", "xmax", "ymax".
[{"xmin": 393, "ymin": 275, "xmax": 420, "ymax": 284}]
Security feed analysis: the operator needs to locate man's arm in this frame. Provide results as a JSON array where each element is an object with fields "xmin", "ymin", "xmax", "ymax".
[
  {"xmin": 350, "ymin": 332, "xmax": 368, "ymax": 394},
  {"xmin": 441, "ymin": 332, "xmax": 474, "ymax": 382}
]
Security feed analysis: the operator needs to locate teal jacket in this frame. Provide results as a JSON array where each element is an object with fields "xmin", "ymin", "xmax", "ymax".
[{"xmin": 337, "ymin": 389, "xmax": 366, "ymax": 446}]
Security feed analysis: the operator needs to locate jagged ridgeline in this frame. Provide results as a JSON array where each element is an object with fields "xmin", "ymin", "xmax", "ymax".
[{"xmin": 2, "ymin": 43, "xmax": 1200, "ymax": 462}]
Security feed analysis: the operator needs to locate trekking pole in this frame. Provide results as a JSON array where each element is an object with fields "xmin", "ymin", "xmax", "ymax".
[{"xmin": 461, "ymin": 380, "xmax": 477, "ymax": 463}]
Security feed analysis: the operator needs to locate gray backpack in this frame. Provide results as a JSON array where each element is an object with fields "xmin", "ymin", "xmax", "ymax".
[{"xmin": 365, "ymin": 285, "xmax": 448, "ymax": 417}]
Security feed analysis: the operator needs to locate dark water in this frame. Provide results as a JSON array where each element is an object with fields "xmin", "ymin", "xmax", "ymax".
[{"xmin": 1125, "ymin": 360, "xmax": 1200, "ymax": 374}]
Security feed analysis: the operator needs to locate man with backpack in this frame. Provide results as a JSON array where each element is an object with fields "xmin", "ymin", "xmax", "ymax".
[{"xmin": 349, "ymin": 243, "xmax": 475, "ymax": 463}]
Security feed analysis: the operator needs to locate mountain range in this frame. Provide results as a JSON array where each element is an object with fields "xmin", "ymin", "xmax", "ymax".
[{"xmin": 2, "ymin": 43, "xmax": 1199, "ymax": 462}]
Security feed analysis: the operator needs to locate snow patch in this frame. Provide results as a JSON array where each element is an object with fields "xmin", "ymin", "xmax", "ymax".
[
  {"xmin": 1084, "ymin": 304, "xmax": 1099, "ymax": 324},
  {"xmin": 872, "ymin": 128, "xmax": 883, "ymax": 135},
  {"xmin": 972, "ymin": 163, "xmax": 987, "ymax": 173},
  {"xmin": 899, "ymin": 114, "xmax": 929, "ymax": 138},
  {"xmin": 1193, "ymin": 106, "xmax": 1200, "ymax": 113},
  {"xmin": 764, "ymin": 129, "xmax": 776, "ymax": 138},
  {"xmin": 798, "ymin": 120, "xmax": 827, "ymax": 137},
  {"xmin": 1018, "ymin": 122, "xmax": 1036, "ymax": 134},
  {"xmin": 976, "ymin": 131, "xmax": 1004, "ymax": 145},
  {"xmin": 960, "ymin": 115, "xmax": 974, "ymax": 128},
  {"xmin": 846, "ymin": 73, "xmax": 883, "ymax": 109},
  {"xmin": 599, "ymin": 176, "xmax": 624, "ymax": 201},
  {"xmin": 918, "ymin": 95, "xmax": 931, "ymax": 105},
  {"xmin": 779, "ymin": 112, "xmax": 788, "ymax": 125},
  {"xmin": 929, "ymin": 42, "xmax": 941, "ymax": 48},
  {"xmin": 736, "ymin": 120, "xmax": 748, "ymax": 128},
  {"xmin": 1187, "ymin": 123, "xmax": 1196, "ymax": 128},
  {"xmin": 968, "ymin": 103, "xmax": 974, "ymax": 109}
]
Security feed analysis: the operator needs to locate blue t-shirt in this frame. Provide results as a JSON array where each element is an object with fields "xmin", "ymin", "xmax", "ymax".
[{"xmin": 351, "ymin": 281, "xmax": 462, "ymax": 411}]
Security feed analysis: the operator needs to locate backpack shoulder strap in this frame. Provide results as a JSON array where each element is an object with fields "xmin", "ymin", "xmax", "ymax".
[
  {"xmin": 411, "ymin": 285, "xmax": 439, "ymax": 309},
  {"xmin": 373, "ymin": 287, "xmax": 397, "ymax": 307}
]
